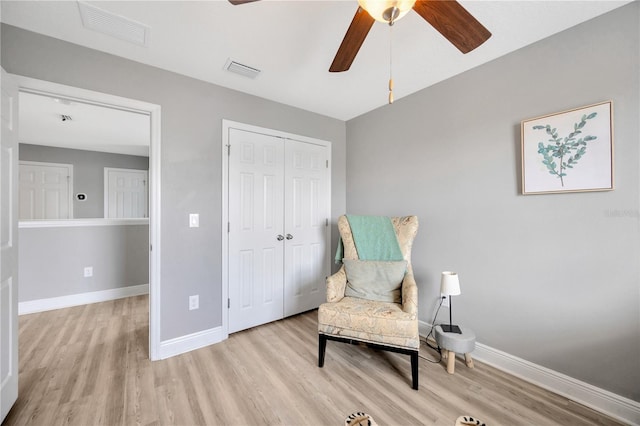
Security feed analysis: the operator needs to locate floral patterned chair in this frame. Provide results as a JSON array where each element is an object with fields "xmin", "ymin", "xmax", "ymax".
[{"xmin": 318, "ymin": 215, "xmax": 420, "ymax": 389}]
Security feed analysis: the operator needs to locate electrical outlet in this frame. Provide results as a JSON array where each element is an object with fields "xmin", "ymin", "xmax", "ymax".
[
  {"xmin": 189, "ymin": 295, "xmax": 199, "ymax": 310},
  {"xmin": 84, "ymin": 266, "xmax": 93, "ymax": 278},
  {"xmin": 441, "ymin": 295, "xmax": 449, "ymax": 308},
  {"xmin": 189, "ymin": 213, "xmax": 199, "ymax": 228}
]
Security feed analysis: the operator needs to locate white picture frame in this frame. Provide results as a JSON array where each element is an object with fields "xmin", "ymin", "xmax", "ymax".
[{"xmin": 521, "ymin": 101, "xmax": 614, "ymax": 195}]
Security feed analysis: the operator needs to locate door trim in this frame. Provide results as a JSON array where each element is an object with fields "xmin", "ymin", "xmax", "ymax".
[
  {"xmin": 13, "ymin": 75, "xmax": 162, "ymax": 360},
  {"xmin": 221, "ymin": 119, "xmax": 331, "ymax": 338}
]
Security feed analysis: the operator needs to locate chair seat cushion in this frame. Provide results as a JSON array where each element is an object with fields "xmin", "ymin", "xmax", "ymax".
[{"xmin": 318, "ymin": 297, "xmax": 419, "ymax": 349}]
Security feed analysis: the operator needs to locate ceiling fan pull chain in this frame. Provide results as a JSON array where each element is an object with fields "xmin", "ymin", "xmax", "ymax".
[{"xmin": 388, "ymin": 23, "xmax": 394, "ymax": 104}]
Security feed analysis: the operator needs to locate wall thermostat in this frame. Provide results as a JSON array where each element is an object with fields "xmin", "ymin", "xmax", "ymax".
[{"xmin": 76, "ymin": 193, "xmax": 87, "ymax": 201}]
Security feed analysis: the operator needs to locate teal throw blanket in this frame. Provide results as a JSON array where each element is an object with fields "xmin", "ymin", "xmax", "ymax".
[{"xmin": 335, "ymin": 215, "xmax": 404, "ymax": 263}]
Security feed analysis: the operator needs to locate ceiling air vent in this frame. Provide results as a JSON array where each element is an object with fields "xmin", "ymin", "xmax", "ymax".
[
  {"xmin": 224, "ymin": 59, "xmax": 261, "ymax": 79},
  {"xmin": 78, "ymin": 1, "xmax": 150, "ymax": 47}
]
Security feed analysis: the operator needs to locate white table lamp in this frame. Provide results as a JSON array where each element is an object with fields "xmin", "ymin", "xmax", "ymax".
[{"xmin": 440, "ymin": 271, "xmax": 461, "ymax": 334}]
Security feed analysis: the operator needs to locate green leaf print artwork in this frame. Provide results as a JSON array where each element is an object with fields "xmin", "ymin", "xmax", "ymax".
[{"xmin": 532, "ymin": 112, "xmax": 598, "ymax": 187}]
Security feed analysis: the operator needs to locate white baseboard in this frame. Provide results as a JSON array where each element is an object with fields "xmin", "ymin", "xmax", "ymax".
[
  {"xmin": 18, "ymin": 284, "xmax": 149, "ymax": 315},
  {"xmin": 158, "ymin": 326, "xmax": 224, "ymax": 360},
  {"xmin": 419, "ymin": 320, "xmax": 640, "ymax": 425}
]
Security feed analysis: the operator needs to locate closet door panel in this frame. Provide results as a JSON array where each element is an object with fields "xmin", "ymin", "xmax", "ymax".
[
  {"xmin": 283, "ymin": 139, "xmax": 330, "ymax": 316},
  {"xmin": 228, "ymin": 129, "xmax": 285, "ymax": 333}
]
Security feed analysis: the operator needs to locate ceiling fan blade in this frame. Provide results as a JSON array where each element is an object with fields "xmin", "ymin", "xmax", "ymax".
[
  {"xmin": 228, "ymin": 0, "xmax": 260, "ymax": 5},
  {"xmin": 329, "ymin": 7, "xmax": 375, "ymax": 73},
  {"xmin": 413, "ymin": 0, "xmax": 491, "ymax": 53}
]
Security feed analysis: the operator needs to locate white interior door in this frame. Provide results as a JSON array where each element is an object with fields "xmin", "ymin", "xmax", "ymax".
[
  {"xmin": 104, "ymin": 168, "xmax": 148, "ymax": 218},
  {"xmin": 283, "ymin": 139, "xmax": 330, "ymax": 316},
  {"xmin": 1, "ymin": 68, "xmax": 19, "ymax": 422},
  {"xmin": 19, "ymin": 161, "xmax": 72, "ymax": 220},
  {"xmin": 228, "ymin": 129, "xmax": 285, "ymax": 333}
]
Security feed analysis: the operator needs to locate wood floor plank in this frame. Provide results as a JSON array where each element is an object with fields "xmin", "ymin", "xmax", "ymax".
[{"xmin": 2, "ymin": 295, "xmax": 625, "ymax": 426}]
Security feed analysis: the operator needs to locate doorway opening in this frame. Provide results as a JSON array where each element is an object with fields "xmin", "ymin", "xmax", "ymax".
[{"xmin": 14, "ymin": 75, "xmax": 162, "ymax": 360}]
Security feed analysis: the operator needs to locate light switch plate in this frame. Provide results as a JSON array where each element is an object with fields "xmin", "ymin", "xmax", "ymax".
[
  {"xmin": 189, "ymin": 213, "xmax": 199, "ymax": 228},
  {"xmin": 189, "ymin": 295, "xmax": 199, "ymax": 310}
]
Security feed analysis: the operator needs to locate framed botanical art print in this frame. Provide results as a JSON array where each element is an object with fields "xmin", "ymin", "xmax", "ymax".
[{"xmin": 521, "ymin": 101, "xmax": 613, "ymax": 194}]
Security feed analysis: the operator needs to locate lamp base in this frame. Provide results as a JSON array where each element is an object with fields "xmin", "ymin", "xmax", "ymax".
[{"xmin": 441, "ymin": 324, "xmax": 462, "ymax": 334}]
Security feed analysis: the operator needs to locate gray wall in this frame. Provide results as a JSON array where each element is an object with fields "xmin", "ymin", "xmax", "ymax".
[
  {"xmin": 19, "ymin": 143, "xmax": 149, "ymax": 218},
  {"xmin": 18, "ymin": 224, "xmax": 149, "ymax": 301},
  {"xmin": 1, "ymin": 24, "xmax": 347, "ymax": 341},
  {"xmin": 346, "ymin": 3, "xmax": 639, "ymax": 401}
]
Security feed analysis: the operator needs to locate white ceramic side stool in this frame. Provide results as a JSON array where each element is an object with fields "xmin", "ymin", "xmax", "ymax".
[{"xmin": 434, "ymin": 325, "xmax": 476, "ymax": 374}]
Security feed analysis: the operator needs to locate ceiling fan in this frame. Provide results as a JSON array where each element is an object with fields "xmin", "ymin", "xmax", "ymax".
[{"xmin": 228, "ymin": 0, "xmax": 491, "ymax": 73}]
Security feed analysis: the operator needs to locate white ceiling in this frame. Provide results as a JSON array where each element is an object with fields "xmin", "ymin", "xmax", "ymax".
[
  {"xmin": 19, "ymin": 91, "xmax": 150, "ymax": 156},
  {"xmin": 1, "ymin": 0, "xmax": 632, "ymax": 123}
]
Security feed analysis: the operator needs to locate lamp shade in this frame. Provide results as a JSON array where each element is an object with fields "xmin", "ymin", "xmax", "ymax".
[
  {"xmin": 357, "ymin": 0, "xmax": 416, "ymax": 23},
  {"xmin": 440, "ymin": 271, "xmax": 461, "ymax": 296}
]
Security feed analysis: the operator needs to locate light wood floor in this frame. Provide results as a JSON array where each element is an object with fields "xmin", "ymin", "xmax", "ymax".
[{"xmin": 3, "ymin": 295, "xmax": 622, "ymax": 426}]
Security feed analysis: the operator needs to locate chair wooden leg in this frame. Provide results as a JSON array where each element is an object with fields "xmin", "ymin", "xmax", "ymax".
[
  {"xmin": 411, "ymin": 351, "xmax": 419, "ymax": 390},
  {"xmin": 319, "ymin": 334, "xmax": 418, "ymax": 390},
  {"xmin": 318, "ymin": 334, "xmax": 327, "ymax": 367}
]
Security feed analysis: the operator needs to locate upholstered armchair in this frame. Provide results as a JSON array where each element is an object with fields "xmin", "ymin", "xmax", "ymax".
[{"xmin": 318, "ymin": 215, "xmax": 420, "ymax": 389}]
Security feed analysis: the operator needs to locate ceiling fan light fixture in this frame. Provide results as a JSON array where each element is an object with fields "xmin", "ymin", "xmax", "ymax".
[{"xmin": 357, "ymin": 0, "xmax": 416, "ymax": 24}]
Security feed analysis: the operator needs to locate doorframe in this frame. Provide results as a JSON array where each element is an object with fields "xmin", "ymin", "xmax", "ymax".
[
  {"xmin": 221, "ymin": 119, "xmax": 331, "ymax": 338},
  {"xmin": 13, "ymin": 75, "xmax": 162, "ymax": 360}
]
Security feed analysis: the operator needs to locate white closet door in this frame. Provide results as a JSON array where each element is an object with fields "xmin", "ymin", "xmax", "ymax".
[
  {"xmin": 228, "ymin": 129, "xmax": 285, "ymax": 333},
  {"xmin": 104, "ymin": 168, "xmax": 148, "ymax": 218},
  {"xmin": 19, "ymin": 161, "xmax": 72, "ymax": 220},
  {"xmin": 283, "ymin": 139, "xmax": 330, "ymax": 316}
]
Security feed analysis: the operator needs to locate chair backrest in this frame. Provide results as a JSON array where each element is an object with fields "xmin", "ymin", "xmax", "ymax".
[{"xmin": 338, "ymin": 215, "xmax": 419, "ymax": 273}]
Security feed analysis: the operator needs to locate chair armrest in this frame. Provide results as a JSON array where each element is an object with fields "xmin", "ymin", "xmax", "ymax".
[
  {"xmin": 326, "ymin": 266, "xmax": 347, "ymax": 303},
  {"xmin": 402, "ymin": 272, "xmax": 418, "ymax": 316}
]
